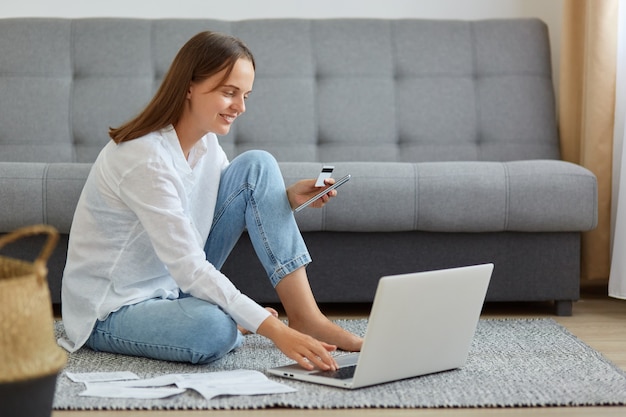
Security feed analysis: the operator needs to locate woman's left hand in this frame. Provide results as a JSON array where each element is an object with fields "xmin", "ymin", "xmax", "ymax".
[{"xmin": 286, "ymin": 178, "xmax": 337, "ymax": 210}]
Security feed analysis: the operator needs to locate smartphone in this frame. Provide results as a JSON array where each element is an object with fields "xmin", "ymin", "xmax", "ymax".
[
  {"xmin": 294, "ymin": 174, "xmax": 351, "ymax": 213},
  {"xmin": 315, "ymin": 165, "xmax": 334, "ymax": 187}
]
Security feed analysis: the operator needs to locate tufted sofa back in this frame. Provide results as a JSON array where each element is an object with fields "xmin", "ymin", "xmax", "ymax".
[{"xmin": 0, "ymin": 18, "xmax": 559, "ymax": 164}]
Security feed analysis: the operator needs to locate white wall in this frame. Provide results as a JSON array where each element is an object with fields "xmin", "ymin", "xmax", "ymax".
[
  {"xmin": 1, "ymin": 0, "xmax": 563, "ymax": 86},
  {"xmin": 0, "ymin": 0, "xmax": 562, "ymax": 21}
]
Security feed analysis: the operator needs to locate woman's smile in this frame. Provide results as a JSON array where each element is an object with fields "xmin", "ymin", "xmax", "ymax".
[{"xmin": 220, "ymin": 113, "xmax": 237, "ymax": 124}]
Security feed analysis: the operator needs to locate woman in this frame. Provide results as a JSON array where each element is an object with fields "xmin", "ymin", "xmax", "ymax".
[{"xmin": 59, "ymin": 31, "xmax": 362, "ymax": 371}]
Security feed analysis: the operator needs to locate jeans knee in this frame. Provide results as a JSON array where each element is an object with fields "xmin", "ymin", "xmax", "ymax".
[
  {"xmin": 186, "ymin": 307, "xmax": 242, "ymax": 364},
  {"xmin": 235, "ymin": 150, "xmax": 280, "ymax": 179},
  {"xmin": 239, "ymin": 149, "xmax": 277, "ymax": 166}
]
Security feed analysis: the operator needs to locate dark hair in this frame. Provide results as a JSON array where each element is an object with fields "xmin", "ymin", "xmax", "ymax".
[{"xmin": 109, "ymin": 31, "xmax": 255, "ymax": 143}]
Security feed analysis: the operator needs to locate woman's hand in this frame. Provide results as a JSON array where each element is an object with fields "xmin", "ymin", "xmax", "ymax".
[
  {"xmin": 256, "ymin": 315, "xmax": 338, "ymax": 371},
  {"xmin": 286, "ymin": 178, "xmax": 337, "ymax": 210}
]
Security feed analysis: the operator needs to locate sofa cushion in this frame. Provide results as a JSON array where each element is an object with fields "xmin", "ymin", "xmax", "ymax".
[
  {"xmin": 1, "ymin": 159, "xmax": 596, "ymax": 235},
  {"xmin": 284, "ymin": 161, "xmax": 597, "ymax": 233},
  {"xmin": 1, "ymin": 18, "xmax": 559, "ymax": 165},
  {"xmin": 0, "ymin": 163, "xmax": 48, "ymax": 229},
  {"xmin": 0, "ymin": 163, "xmax": 91, "ymax": 233}
]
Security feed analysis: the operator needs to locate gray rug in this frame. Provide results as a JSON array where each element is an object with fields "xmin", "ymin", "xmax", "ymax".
[{"xmin": 52, "ymin": 318, "xmax": 626, "ymax": 410}]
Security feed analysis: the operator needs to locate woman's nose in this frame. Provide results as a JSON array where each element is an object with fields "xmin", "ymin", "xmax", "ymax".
[{"xmin": 232, "ymin": 96, "xmax": 246, "ymax": 113}]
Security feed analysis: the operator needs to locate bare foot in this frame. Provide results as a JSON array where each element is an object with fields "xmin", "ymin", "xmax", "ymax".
[
  {"xmin": 272, "ymin": 267, "xmax": 363, "ymax": 351},
  {"xmin": 288, "ymin": 315, "xmax": 363, "ymax": 352},
  {"xmin": 238, "ymin": 307, "xmax": 279, "ymax": 335}
]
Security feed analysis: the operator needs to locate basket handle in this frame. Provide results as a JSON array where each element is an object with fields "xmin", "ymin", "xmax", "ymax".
[{"xmin": 0, "ymin": 224, "xmax": 60, "ymax": 268}]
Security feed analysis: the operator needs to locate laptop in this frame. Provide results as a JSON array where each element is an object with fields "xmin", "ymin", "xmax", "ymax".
[{"xmin": 267, "ymin": 263, "xmax": 493, "ymax": 389}]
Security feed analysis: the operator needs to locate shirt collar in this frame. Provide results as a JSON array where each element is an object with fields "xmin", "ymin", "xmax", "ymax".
[{"xmin": 160, "ymin": 125, "xmax": 209, "ymax": 170}]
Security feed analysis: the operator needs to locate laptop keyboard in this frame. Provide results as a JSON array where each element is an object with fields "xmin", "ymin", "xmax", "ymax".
[{"xmin": 311, "ymin": 365, "xmax": 357, "ymax": 380}]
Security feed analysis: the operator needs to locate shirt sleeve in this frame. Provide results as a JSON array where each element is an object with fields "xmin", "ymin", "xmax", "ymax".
[{"xmin": 117, "ymin": 158, "xmax": 271, "ymax": 333}]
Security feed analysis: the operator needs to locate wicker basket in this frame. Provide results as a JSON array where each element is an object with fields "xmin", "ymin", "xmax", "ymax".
[{"xmin": 0, "ymin": 225, "xmax": 67, "ymax": 417}]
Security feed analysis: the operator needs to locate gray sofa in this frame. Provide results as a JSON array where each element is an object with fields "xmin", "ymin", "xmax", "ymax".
[{"xmin": 0, "ymin": 17, "xmax": 597, "ymax": 315}]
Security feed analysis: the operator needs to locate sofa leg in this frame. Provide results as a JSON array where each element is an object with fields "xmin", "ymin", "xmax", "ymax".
[{"xmin": 554, "ymin": 300, "xmax": 573, "ymax": 316}]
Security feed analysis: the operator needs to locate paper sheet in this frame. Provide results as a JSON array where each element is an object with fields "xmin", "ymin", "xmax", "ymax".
[
  {"xmin": 65, "ymin": 371, "xmax": 140, "ymax": 383},
  {"xmin": 175, "ymin": 370, "xmax": 298, "ymax": 400},
  {"xmin": 80, "ymin": 384, "xmax": 186, "ymax": 399},
  {"xmin": 65, "ymin": 370, "xmax": 296, "ymax": 400}
]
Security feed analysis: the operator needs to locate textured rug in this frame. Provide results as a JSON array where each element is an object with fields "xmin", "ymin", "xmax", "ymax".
[{"xmin": 52, "ymin": 318, "xmax": 626, "ymax": 410}]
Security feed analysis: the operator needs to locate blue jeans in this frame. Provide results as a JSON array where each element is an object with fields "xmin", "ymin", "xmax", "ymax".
[{"xmin": 86, "ymin": 150, "xmax": 311, "ymax": 364}]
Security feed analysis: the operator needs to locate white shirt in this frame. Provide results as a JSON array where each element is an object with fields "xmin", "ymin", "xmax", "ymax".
[{"xmin": 59, "ymin": 126, "xmax": 271, "ymax": 352}]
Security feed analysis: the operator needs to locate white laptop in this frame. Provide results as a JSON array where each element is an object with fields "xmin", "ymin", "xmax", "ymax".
[{"xmin": 267, "ymin": 263, "xmax": 494, "ymax": 389}]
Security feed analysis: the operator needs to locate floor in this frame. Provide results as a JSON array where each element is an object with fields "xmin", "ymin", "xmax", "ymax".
[{"xmin": 52, "ymin": 280, "xmax": 626, "ymax": 417}]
